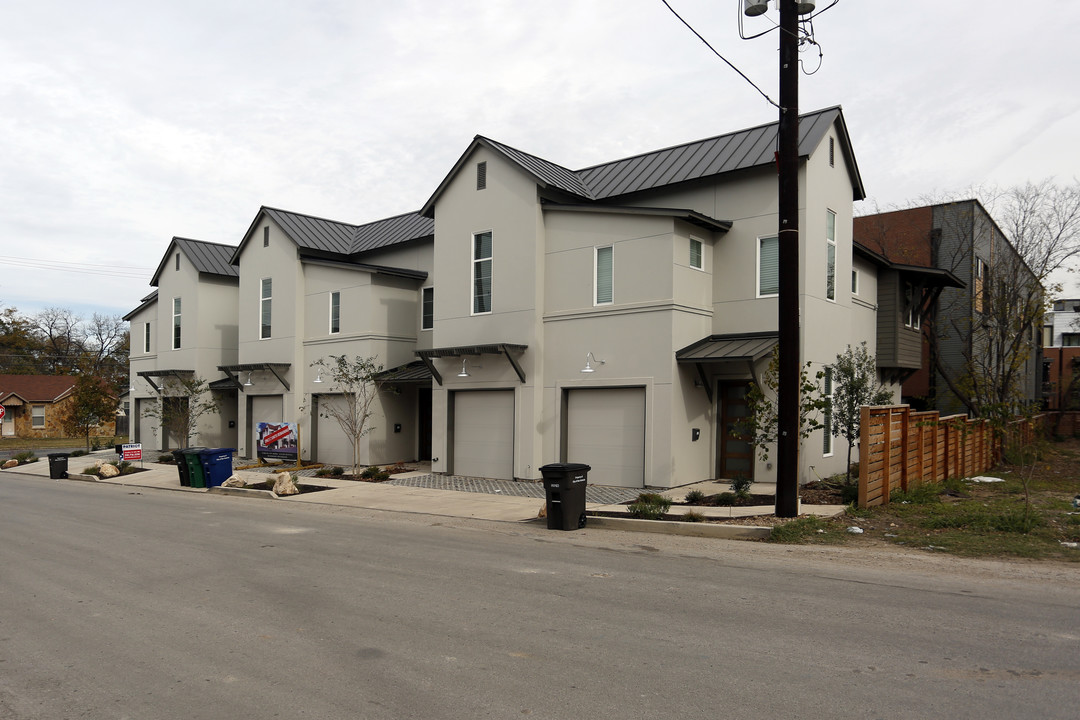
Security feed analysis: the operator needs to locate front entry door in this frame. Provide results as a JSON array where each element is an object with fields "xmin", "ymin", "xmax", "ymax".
[{"xmin": 717, "ymin": 381, "xmax": 754, "ymax": 481}]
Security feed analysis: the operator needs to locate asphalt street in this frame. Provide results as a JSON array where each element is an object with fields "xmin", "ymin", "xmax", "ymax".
[{"xmin": 1, "ymin": 472, "xmax": 1077, "ymax": 719}]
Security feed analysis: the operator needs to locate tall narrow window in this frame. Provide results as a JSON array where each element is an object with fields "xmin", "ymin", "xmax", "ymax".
[
  {"xmin": 32, "ymin": 405, "xmax": 45, "ymax": 428},
  {"xmin": 329, "ymin": 291, "xmax": 340, "ymax": 334},
  {"xmin": 974, "ymin": 257, "xmax": 986, "ymax": 313},
  {"xmin": 260, "ymin": 278, "xmax": 272, "ymax": 339},
  {"xmin": 828, "ymin": 137, "xmax": 835, "ymax": 167},
  {"xmin": 825, "ymin": 210, "xmax": 836, "ymax": 301},
  {"xmin": 172, "ymin": 298, "xmax": 181, "ymax": 349},
  {"xmin": 689, "ymin": 238, "xmax": 703, "ymax": 270},
  {"xmin": 822, "ymin": 367, "xmax": 834, "ymax": 456},
  {"xmin": 263, "ymin": 226, "xmax": 270, "ymax": 247},
  {"xmin": 758, "ymin": 235, "xmax": 779, "ymax": 297},
  {"xmin": 595, "ymin": 246, "xmax": 613, "ymax": 305},
  {"xmin": 421, "ymin": 287, "xmax": 434, "ymax": 330},
  {"xmin": 476, "ymin": 161, "xmax": 487, "ymax": 190},
  {"xmin": 143, "ymin": 322, "xmax": 151, "ymax": 353},
  {"xmin": 175, "ymin": 253, "xmax": 180, "ymax": 271},
  {"xmin": 904, "ymin": 282, "xmax": 921, "ymax": 330},
  {"xmin": 472, "ymin": 232, "xmax": 492, "ymax": 314},
  {"xmin": 851, "ymin": 268, "xmax": 860, "ymax": 295}
]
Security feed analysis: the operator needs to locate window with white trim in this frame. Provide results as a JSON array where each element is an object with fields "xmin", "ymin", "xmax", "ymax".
[
  {"xmin": 689, "ymin": 237, "xmax": 703, "ymax": 270},
  {"xmin": 32, "ymin": 405, "xmax": 45, "ymax": 428},
  {"xmin": 172, "ymin": 298, "xmax": 181, "ymax": 350},
  {"xmin": 143, "ymin": 322, "xmax": 151, "ymax": 353},
  {"xmin": 329, "ymin": 291, "xmax": 340, "ymax": 334},
  {"xmin": 595, "ymin": 246, "xmax": 613, "ymax": 305},
  {"xmin": 421, "ymin": 287, "xmax": 434, "ymax": 331},
  {"xmin": 472, "ymin": 231, "xmax": 492, "ymax": 314},
  {"xmin": 260, "ymin": 278, "xmax": 272, "ymax": 339},
  {"xmin": 758, "ymin": 235, "xmax": 779, "ymax": 297},
  {"xmin": 904, "ymin": 282, "xmax": 921, "ymax": 330},
  {"xmin": 822, "ymin": 367, "xmax": 834, "ymax": 456},
  {"xmin": 826, "ymin": 209, "xmax": 836, "ymax": 301},
  {"xmin": 851, "ymin": 268, "xmax": 860, "ymax": 295}
]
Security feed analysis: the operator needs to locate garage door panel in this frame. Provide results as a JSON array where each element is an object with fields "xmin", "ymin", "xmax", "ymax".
[
  {"xmin": 567, "ymin": 388, "xmax": 645, "ymax": 488},
  {"xmin": 454, "ymin": 391, "xmax": 514, "ymax": 479},
  {"xmin": 316, "ymin": 395, "xmax": 353, "ymax": 467}
]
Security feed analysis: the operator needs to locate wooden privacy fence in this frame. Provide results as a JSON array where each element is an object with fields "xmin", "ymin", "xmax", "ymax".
[{"xmin": 857, "ymin": 405, "xmax": 1041, "ymax": 508}]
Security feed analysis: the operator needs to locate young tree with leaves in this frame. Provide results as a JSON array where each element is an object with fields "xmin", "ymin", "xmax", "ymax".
[
  {"xmin": 830, "ymin": 342, "xmax": 895, "ymax": 486},
  {"xmin": 310, "ymin": 355, "xmax": 384, "ymax": 476},
  {"xmin": 61, "ymin": 373, "xmax": 117, "ymax": 451},
  {"xmin": 143, "ymin": 375, "xmax": 221, "ymax": 448},
  {"xmin": 736, "ymin": 346, "xmax": 828, "ymax": 463}
]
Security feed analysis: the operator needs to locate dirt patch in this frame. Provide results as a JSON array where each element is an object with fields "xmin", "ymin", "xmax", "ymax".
[{"xmin": 241, "ymin": 481, "xmax": 333, "ymax": 494}]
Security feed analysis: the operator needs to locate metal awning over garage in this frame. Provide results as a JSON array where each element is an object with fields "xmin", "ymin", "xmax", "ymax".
[
  {"xmin": 415, "ymin": 344, "xmax": 528, "ymax": 386},
  {"xmin": 217, "ymin": 363, "xmax": 292, "ymax": 392},
  {"xmin": 136, "ymin": 369, "xmax": 194, "ymax": 393},
  {"xmin": 377, "ymin": 360, "xmax": 433, "ymax": 385},
  {"xmin": 675, "ymin": 332, "xmax": 777, "ymax": 403}
]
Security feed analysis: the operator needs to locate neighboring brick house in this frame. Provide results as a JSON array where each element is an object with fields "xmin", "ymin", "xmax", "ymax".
[
  {"xmin": 0, "ymin": 375, "xmax": 117, "ymax": 439},
  {"xmin": 1042, "ymin": 298, "xmax": 1080, "ymax": 410},
  {"xmin": 854, "ymin": 200, "xmax": 1042, "ymax": 415}
]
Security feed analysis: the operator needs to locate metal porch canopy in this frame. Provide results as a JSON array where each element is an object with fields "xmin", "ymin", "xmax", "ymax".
[
  {"xmin": 217, "ymin": 363, "xmax": 292, "ymax": 392},
  {"xmin": 376, "ymin": 360, "xmax": 434, "ymax": 385},
  {"xmin": 136, "ymin": 369, "xmax": 195, "ymax": 393},
  {"xmin": 415, "ymin": 344, "xmax": 528, "ymax": 386},
  {"xmin": 675, "ymin": 332, "xmax": 777, "ymax": 403}
]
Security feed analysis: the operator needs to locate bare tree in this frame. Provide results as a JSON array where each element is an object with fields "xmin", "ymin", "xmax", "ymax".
[
  {"xmin": 34, "ymin": 307, "xmax": 83, "ymax": 375},
  {"xmin": 311, "ymin": 355, "xmax": 384, "ymax": 476}
]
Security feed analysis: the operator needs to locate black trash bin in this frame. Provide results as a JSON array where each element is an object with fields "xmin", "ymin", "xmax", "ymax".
[
  {"xmin": 198, "ymin": 448, "xmax": 236, "ymax": 488},
  {"xmin": 172, "ymin": 447, "xmax": 206, "ymax": 487},
  {"xmin": 47, "ymin": 452, "xmax": 69, "ymax": 480},
  {"xmin": 539, "ymin": 463, "xmax": 590, "ymax": 530}
]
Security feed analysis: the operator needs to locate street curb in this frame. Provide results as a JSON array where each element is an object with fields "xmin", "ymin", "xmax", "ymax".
[
  {"xmin": 584, "ymin": 515, "xmax": 773, "ymax": 540},
  {"xmin": 207, "ymin": 486, "xmax": 275, "ymax": 499}
]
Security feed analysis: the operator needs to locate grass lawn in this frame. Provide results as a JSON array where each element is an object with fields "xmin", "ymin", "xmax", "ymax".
[{"xmin": 769, "ymin": 436, "xmax": 1080, "ymax": 562}]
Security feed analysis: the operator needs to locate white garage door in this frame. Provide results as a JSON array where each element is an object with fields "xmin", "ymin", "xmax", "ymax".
[
  {"xmin": 315, "ymin": 394, "xmax": 353, "ymax": 467},
  {"xmin": 453, "ymin": 391, "xmax": 514, "ymax": 479},
  {"xmin": 567, "ymin": 388, "xmax": 645, "ymax": 488},
  {"xmin": 136, "ymin": 399, "xmax": 160, "ymax": 451}
]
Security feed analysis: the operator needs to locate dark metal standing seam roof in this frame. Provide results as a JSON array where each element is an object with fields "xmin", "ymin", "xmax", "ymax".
[
  {"xmin": 150, "ymin": 237, "xmax": 239, "ymax": 286},
  {"xmin": 173, "ymin": 238, "xmax": 239, "ymax": 277},
  {"xmin": 576, "ymin": 107, "xmax": 846, "ymax": 200},
  {"xmin": 259, "ymin": 207, "xmax": 433, "ymax": 257},
  {"xmin": 675, "ymin": 333, "xmax": 779, "ymax": 363},
  {"xmin": 477, "ymin": 137, "xmax": 594, "ymax": 198}
]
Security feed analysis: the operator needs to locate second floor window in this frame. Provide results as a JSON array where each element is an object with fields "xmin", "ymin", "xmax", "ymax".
[
  {"xmin": 825, "ymin": 210, "xmax": 836, "ymax": 301},
  {"xmin": 172, "ymin": 298, "xmax": 181, "ymax": 349},
  {"xmin": 758, "ymin": 235, "xmax": 779, "ymax": 297},
  {"xmin": 690, "ymin": 238, "xmax": 703, "ymax": 270},
  {"xmin": 822, "ymin": 367, "xmax": 834, "ymax": 456},
  {"xmin": 904, "ymin": 282, "xmax": 921, "ymax": 330},
  {"xmin": 473, "ymin": 231, "xmax": 492, "ymax": 314},
  {"xmin": 595, "ymin": 246, "xmax": 613, "ymax": 305},
  {"xmin": 143, "ymin": 322, "xmax": 151, "ymax": 353},
  {"xmin": 329, "ymin": 291, "xmax": 340, "ymax": 334},
  {"xmin": 260, "ymin": 278, "xmax": 272, "ymax": 339},
  {"xmin": 422, "ymin": 287, "xmax": 434, "ymax": 330}
]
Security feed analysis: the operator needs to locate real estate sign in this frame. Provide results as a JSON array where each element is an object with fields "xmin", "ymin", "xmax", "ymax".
[
  {"xmin": 121, "ymin": 443, "xmax": 142, "ymax": 461},
  {"xmin": 256, "ymin": 422, "xmax": 298, "ymax": 461}
]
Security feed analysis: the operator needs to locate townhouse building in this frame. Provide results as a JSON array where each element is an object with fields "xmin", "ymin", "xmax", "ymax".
[{"xmin": 127, "ymin": 106, "xmax": 955, "ymax": 488}]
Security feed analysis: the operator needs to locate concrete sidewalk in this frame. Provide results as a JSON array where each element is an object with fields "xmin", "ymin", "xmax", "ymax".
[{"xmin": 2, "ymin": 450, "xmax": 846, "ymax": 539}]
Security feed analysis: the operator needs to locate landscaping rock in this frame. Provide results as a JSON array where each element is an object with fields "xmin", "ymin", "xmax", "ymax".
[
  {"xmin": 99, "ymin": 463, "xmax": 120, "ymax": 478},
  {"xmin": 271, "ymin": 471, "xmax": 299, "ymax": 496},
  {"xmin": 2, "ymin": 459, "xmax": 17, "ymax": 469},
  {"xmin": 222, "ymin": 476, "xmax": 246, "ymax": 488}
]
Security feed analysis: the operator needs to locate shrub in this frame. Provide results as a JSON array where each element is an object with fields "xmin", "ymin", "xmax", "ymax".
[
  {"xmin": 627, "ymin": 492, "xmax": 672, "ymax": 520},
  {"xmin": 331, "ymin": 466, "xmax": 344, "ymax": 476},
  {"xmin": 714, "ymin": 491, "xmax": 738, "ymax": 506},
  {"xmin": 12, "ymin": 451, "xmax": 37, "ymax": 465},
  {"xmin": 360, "ymin": 465, "xmax": 390, "ymax": 482},
  {"xmin": 681, "ymin": 510, "xmax": 706, "ymax": 523},
  {"xmin": 158, "ymin": 454, "xmax": 175, "ymax": 464},
  {"xmin": 81, "ymin": 465, "xmax": 101, "ymax": 476},
  {"xmin": 314, "ymin": 467, "xmax": 332, "ymax": 477},
  {"xmin": 684, "ymin": 489, "xmax": 706, "ymax": 504},
  {"xmin": 730, "ymin": 475, "xmax": 753, "ymax": 498},
  {"xmin": 70, "ymin": 449, "xmax": 87, "ymax": 457},
  {"xmin": 90, "ymin": 438, "xmax": 101, "ymax": 451}
]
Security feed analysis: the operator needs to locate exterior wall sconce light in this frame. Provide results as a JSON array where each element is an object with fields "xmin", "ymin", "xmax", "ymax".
[
  {"xmin": 244, "ymin": 372, "xmax": 253, "ymax": 387},
  {"xmin": 457, "ymin": 358, "xmax": 470, "ymax": 378},
  {"xmin": 313, "ymin": 370, "xmax": 323, "ymax": 384},
  {"xmin": 581, "ymin": 352, "xmax": 605, "ymax": 373}
]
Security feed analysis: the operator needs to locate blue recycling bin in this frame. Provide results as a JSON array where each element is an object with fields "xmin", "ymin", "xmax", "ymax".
[{"xmin": 198, "ymin": 448, "xmax": 236, "ymax": 488}]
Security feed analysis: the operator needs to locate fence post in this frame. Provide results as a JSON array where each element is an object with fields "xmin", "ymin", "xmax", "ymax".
[
  {"xmin": 858, "ymin": 405, "xmax": 870, "ymax": 508},
  {"xmin": 900, "ymin": 406, "xmax": 910, "ymax": 492}
]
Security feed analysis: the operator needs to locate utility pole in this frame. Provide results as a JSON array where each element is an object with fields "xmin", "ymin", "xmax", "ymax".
[{"xmin": 774, "ymin": 0, "xmax": 800, "ymax": 518}]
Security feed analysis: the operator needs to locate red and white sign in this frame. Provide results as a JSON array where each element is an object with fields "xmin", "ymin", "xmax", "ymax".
[
  {"xmin": 0, "ymin": 406, "xmax": 6, "ymax": 420},
  {"xmin": 122, "ymin": 443, "xmax": 142, "ymax": 461},
  {"xmin": 263, "ymin": 426, "xmax": 292, "ymax": 446}
]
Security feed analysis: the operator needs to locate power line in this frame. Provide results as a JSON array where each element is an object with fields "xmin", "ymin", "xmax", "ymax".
[
  {"xmin": 0, "ymin": 255, "xmax": 152, "ymax": 279},
  {"xmin": 660, "ymin": 0, "xmax": 781, "ymax": 110}
]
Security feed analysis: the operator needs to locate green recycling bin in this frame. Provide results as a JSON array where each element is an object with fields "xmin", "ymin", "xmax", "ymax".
[{"xmin": 182, "ymin": 448, "xmax": 208, "ymax": 488}]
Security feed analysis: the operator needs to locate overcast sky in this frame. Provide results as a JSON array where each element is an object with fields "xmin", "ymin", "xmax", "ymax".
[{"xmin": 2, "ymin": 0, "xmax": 1078, "ymax": 321}]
